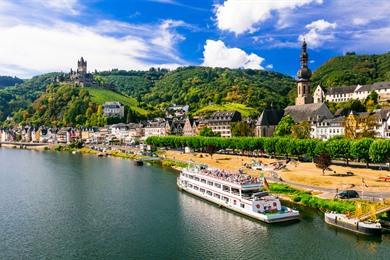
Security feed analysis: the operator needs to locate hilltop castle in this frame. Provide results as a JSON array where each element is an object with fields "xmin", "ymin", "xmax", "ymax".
[{"xmin": 69, "ymin": 57, "xmax": 93, "ymax": 86}]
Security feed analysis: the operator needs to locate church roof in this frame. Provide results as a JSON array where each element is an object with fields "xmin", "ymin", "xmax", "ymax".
[
  {"xmin": 284, "ymin": 103, "xmax": 333, "ymax": 123},
  {"xmin": 357, "ymin": 81, "xmax": 390, "ymax": 92},
  {"xmin": 326, "ymin": 85, "xmax": 357, "ymax": 95},
  {"xmin": 256, "ymin": 108, "xmax": 284, "ymax": 126}
]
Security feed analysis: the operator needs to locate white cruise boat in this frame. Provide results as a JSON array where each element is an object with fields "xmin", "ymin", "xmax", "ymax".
[{"xmin": 177, "ymin": 165, "xmax": 300, "ymax": 223}]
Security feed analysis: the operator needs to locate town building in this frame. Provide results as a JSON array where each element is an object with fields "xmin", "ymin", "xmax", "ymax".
[
  {"xmin": 314, "ymin": 82, "xmax": 390, "ymax": 104},
  {"xmin": 255, "ymin": 107, "xmax": 284, "ymax": 137},
  {"xmin": 166, "ymin": 118, "xmax": 185, "ymax": 135},
  {"xmin": 311, "ymin": 116, "xmax": 345, "ymax": 140},
  {"xmin": 144, "ymin": 120, "xmax": 168, "ymax": 138},
  {"xmin": 166, "ymin": 104, "xmax": 189, "ymax": 118},
  {"xmin": 207, "ymin": 111, "xmax": 241, "ymax": 138},
  {"xmin": 183, "ymin": 117, "xmax": 198, "ymax": 136},
  {"xmin": 103, "ymin": 102, "xmax": 125, "ymax": 118}
]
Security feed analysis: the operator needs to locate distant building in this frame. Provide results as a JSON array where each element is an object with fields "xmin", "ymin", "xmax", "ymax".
[
  {"xmin": 144, "ymin": 120, "xmax": 168, "ymax": 138},
  {"xmin": 103, "ymin": 102, "xmax": 125, "ymax": 118},
  {"xmin": 313, "ymin": 82, "xmax": 390, "ymax": 104},
  {"xmin": 166, "ymin": 104, "xmax": 189, "ymax": 118},
  {"xmin": 285, "ymin": 103, "xmax": 333, "ymax": 123},
  {"xmin": 183, "ymin": 117, "xmax": 198, "ymax": 136},
  {"xmin": 311, "ymin": 116, "xmax": 345, "ymax": 140},
  {"xmin": 255, "ymin": 107, "xmax": 284, "ymax": 137},
  {"xmin": 207, "ymin": 111, "xmax": 241, "ymax": 138},
  {"xmin": 166, "ymin": 118, "xmax": 185, "ymax": 135}
]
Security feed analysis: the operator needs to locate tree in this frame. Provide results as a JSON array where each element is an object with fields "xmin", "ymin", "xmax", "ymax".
[
  {"xmin": 369, "ymin": 140, "xmax": 390, "ymax": 166},
  {"xmin": 231, "ymin": 121, "xmax": 253, "ymax": 137},
  {"xmin": 327, "ymin": 138, "xmax": 351, "ymax": 165},
  {"xmin": 205, "ymin": 144, "xmax": 218, "ymax": 158},
  {"xmin": 199, "ymin": 127, "xmax": 219, "ymax": 137},
  {"xmin": 291, "ymin": 120, "xmax": 311, "ymax": 139},
  {"xmin": 273, "ymin": 115, "xmax": 294, "ymax": 137},
  {"xmin": 350, "ymin": 138, "xmax": 374, "ymax": 167},
  {"xmin": 314, "ymin": 153, "xmax": 332, "ymax": 175}
]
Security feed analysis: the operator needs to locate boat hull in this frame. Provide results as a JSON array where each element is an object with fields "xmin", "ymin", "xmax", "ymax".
[
  {"xmin": 325, "ymin": 214, "xmax": 382, "ymax": 236},
  {"xmin": 178, "ymin": 180, "xmax": 299, "ymax": 224}
]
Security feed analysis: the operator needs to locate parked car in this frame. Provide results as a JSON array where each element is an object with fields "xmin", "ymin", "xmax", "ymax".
[{"xmin": 336, "ymin": 190, "xmax": 359, "ymax": 199}]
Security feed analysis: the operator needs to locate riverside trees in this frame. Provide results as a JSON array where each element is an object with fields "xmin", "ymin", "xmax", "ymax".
[{"xmin": 146, "ymin": 136, "xmax": 390, "ymax": 164}]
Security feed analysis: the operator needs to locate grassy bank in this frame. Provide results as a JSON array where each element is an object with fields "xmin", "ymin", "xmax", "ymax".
[
  {"xmin": 268, "ymin": 183, "xmax": 382, "ymax": 215},
  {"xmin": 161, "ymin": 159, "xmax": 189, "ymax": 169}
]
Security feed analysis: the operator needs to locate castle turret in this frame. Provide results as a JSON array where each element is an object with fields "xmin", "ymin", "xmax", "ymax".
[
  {"xmin": 295, "ymin": 40, "xmax": 314, "ymax": 105},
  {"xmin": 77, "ymin": 57, "xmax": 87, "ymax": 75}
]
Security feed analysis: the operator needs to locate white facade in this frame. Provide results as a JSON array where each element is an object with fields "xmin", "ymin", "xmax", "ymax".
[
  {"xmin": 103, "ymin": 102, "xmax": 125, "ymax": 118},
  {"xmin": 311, "ymin": 117, "xmax": 345, "ymax": 140},
  {"xmin": 319, "ymin": 82, "xmax": 390, "ymax": 103}
]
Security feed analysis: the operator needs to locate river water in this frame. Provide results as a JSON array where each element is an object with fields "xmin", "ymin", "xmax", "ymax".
[{"xmin": 0, "ymin": 148, "xmax": 389, "ymax": 259}]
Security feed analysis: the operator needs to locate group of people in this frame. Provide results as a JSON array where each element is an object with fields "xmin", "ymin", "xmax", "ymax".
[{"xmin": 199, "ymin": 168, "xmax": 260, "ymax": 185}]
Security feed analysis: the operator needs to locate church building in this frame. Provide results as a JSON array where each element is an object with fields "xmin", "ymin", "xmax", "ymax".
[{"xmin": 284, "ymin": 40, "xmax": 333, "ymax": 123}]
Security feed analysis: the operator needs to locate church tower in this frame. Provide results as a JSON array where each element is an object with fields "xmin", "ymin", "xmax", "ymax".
[{"xmin": 295, "ymin": 40, "xmax": 313, "ymax": 105}]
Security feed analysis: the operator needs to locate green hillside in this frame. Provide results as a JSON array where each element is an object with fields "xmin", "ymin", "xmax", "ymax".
[
  {"xmin": 0, "ymin": 76, "xmax": 23, "ymax": 88},
  {"xmin": 311, "ymin": 52, "xmax": 390, "ymax": 87},
  {"xmin": 193, "ymin": 103, "xmax": 257, "ymax": 117},
  {"xmin": 87, "ymin": 87, "xmax": 148, "ymax": 116},
  {"xmin": 143, "ymin": 66, "xmax": 296, "ymax": 112},
  {"xmin": 95, "ymin": 68, "xmax": 168, "ymax": 100}
]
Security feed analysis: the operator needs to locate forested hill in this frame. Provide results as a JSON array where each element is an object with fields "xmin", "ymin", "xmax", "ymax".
[
  {"xmin": 143, "ymin": 67, "xmax": 296, "ymax": 114},
  {"xmin": 0, "ymin": 76, "xmax": 23, "ymax": 88},
  {"xmin": 311, "ymin": 52, "xmax": 390, "ymax": 87}
]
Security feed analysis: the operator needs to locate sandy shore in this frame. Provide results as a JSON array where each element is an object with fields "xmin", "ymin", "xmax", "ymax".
[{"xmin": 162, "ymin": 150, "xmax": 390, "ymax": 194}]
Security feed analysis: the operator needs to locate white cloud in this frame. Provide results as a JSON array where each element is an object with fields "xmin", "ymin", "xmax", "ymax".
[
  {"xmin": 0, "ymin": 1, "xmax": 188, "ymax": 77},
  {"xmin": 299, "ymin": 19, "xmax": 337, "ymax": 47},
  {"xmin": 202, "ymin": 40, "xmax": 264, "ymax": 70},
  {"xmin": 31, "ymin": 0, "xmax": 80, "ymax": 15},
  {"xmin": 266, "ymin": 64, "xmax": 273, "ymax": 69},
  {"xmin": 215, "ymin": 0, "xmax": 323, "ymax": 35}
]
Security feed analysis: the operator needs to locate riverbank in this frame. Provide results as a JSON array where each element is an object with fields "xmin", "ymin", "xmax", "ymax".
[
  {"xmin": 1, "ymin": 144, "xmax": 387, "ymax": 218},
  {"xmin": 161, "ymin": 150, "xmax": 390, "ymax": 196}
]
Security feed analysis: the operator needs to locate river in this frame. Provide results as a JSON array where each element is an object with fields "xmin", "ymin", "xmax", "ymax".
[{"xmin": 0, "ymin": 148, "xmax": 389, "ymax": 259}]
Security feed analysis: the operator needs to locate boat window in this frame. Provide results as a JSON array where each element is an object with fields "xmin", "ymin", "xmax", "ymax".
[
  {"xmin": 194, "ymin": 186, "xmax": 199, "ymax": 190},
  {"xmin": 231, "ymin": 188, "xmax": 240, "ymax": 195},
  {"xmin": 223, "ymin": 196, "xmax": 229, "ymax": 202},
  {"xmin": 207, "ymin": 181, "xmax": 213, "ymax": 186},
  {"xmin": 201, "ymin": 179, "xmax": 206, "ymax": 184},
  {"xmin": 241, "ymin": 189, "xmax": 257, "ymax": 198},
  {"xmin": 194, "ymin": 177, "xmax": 200, "ymax": 181},
  {"xmin": 189, "ymin": 175, "xmax": 194, "ymax": 179},
  {"xmin": 214, "ymin": 193, "xmax": 221, "ymax": 199},
  {"xmin": 200, "ymin": 188, "xmax": 205, "ymax": 193},
  {"xmin": 206, "ymin": 191, "xmax": 212, "ymax": 196},
  {"xmin": 188, "ymin": 184, "xmax": 193, "ymax": 188},
  {"xmin": 214, "ymin": 183, "xmax": 221, "ymax": 188},
  {"xmin": 240, "ymin": 203, "xmax": 245, "ymax": 208},
  {"xmin": 223, "ymin": 185, "xmax": 230, "ymax": 193}
]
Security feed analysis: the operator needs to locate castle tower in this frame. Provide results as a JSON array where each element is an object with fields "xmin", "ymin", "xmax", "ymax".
[
  {"xmin": 77, "ymin": 57, "xmax": 87, "ymax": 75},
  {"xmin": 295, "ymin": 40, "xmax": 313, "ymax": 105}
]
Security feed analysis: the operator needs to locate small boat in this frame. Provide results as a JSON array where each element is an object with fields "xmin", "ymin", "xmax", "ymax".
[
  {"xmin": 134, "ymin": 160, "xmax": 144, "ymax": 166},
  {"xmin": 97, "ymin": 152, "xmax": 107, "ymax": 157},
  {"xmin": 325, "ymin": 212, "xmax": 382, "ymax": 236}
]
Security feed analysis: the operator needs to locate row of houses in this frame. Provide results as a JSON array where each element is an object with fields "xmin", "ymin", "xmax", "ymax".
[{"xmin": 313, "ymin": 82, "xmax": 390, "ymax": 104}]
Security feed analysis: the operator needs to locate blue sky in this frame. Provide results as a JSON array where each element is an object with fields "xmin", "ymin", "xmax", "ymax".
[{"xmin": 0, "ymin": 0, "xmax": 389, "ymax": 78}]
